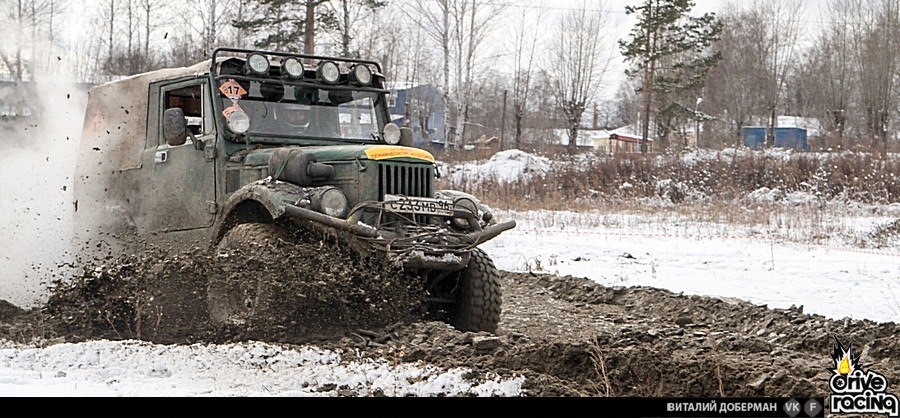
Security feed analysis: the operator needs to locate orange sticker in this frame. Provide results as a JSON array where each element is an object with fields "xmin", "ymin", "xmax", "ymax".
[
  {"xmin": 222, "ymin": 103, "xmax": 243, "ymax": 119},
  {"xmin": 364, "ymin": 146, "xmax": 435, "ymax": 162},
  {"xmin": 219, "ymin": 79, "xmax": 247, "ymax": 100}
]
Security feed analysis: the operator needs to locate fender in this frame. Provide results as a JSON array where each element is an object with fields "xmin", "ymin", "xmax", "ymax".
[{"xmin": 213, "ymin": 179, "xmax": 307, "ymax": 242}]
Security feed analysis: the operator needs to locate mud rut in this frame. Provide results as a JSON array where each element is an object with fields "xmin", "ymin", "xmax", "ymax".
[{"xmin": 1, "ymin": 239, "xmax": 898, "ymax": 397}]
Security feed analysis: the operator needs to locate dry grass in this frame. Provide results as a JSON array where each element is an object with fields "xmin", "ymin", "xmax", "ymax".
[{"xmin": 438, "ymin": 150, "xmax": 900, "ymax": 211}]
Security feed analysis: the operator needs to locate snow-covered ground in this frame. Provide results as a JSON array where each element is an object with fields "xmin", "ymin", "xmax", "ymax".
[
  {"xmin": 482, "ymin": 209, "xmax": 900, "ymax": 324},
  {"xmin": 0, "ymin": 339, "xmax": 524, "ymax": 396}
]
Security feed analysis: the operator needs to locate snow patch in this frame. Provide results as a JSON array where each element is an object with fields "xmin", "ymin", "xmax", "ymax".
[
  {"xmin": 448, "ymin": 149, "xmax": 551, "ymax": 185},
  {"xmin": 0, "ymin": 340, "xmax": 525, "ymax": 396}
]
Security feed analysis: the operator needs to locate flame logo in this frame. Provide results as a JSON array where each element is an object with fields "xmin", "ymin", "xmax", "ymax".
[{"xmin": 831, "ymin": 337, "xmax": 860, "ymax": 375}]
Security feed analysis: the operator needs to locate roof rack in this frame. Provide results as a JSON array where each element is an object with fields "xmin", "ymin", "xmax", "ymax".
[{"xmin": 210, "ymin": 47, "xmax": 382, "ymax": 78}]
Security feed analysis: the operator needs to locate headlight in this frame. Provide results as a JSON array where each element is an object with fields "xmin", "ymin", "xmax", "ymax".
[
  {"xmin": 452, "ymin": 198, "xmax": 477, "ymax": 229},
  {"xmin": 383, "ymin": 123, "xmax": 401, "ymax": 145},
  {"xmin": 350, "ymin": 64, "xmax": 372, "ymax": 85},
  {"xmin": 313, "ymin": 187, "xmax": 348, "ymax": 218},
  {"xmin": 246, "ymin": 54, "xmax": 270, "ymax": 75},
  {"xmin": 282, "ymin": 58, "xmax": 304, "ymax": 78},
  {"xmin": 226, "ymin": 110, "xmax": 250, "ymax": 134},
  {"xmin": 317, "ymin": 61, "xmax": 341, "ymax": 84}
]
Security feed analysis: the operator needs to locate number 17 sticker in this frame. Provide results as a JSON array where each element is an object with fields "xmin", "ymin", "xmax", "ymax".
[{"xmin": 219, "ymin": 79, "xmax": 247, "ymax": 101}]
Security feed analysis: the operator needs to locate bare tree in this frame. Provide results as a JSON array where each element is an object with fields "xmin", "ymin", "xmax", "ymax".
[
  {"xmin": 450, "ymin": 0, "xmax": 504, "ymax": 149},
  {"xmin": 850, "ymin": 0, "xmax": 899, "ymax": 155},
  {"xmin": 797, "ymin": 0, "xmax": 856, "ymax": 148},
  {"xmin": 703, "ymin": 3, "xmax": 794, "ymax": 148},
  {"xmin": 182, "ymin": 0, "xmax": 237, "ymax": 56},
  {"xmin": 105, "ymin": 0, "xmax": 115, "ymax": 62},
  {"xmin": 548, "ymin": 1, "xmax": 613, "ymax": 154},
  {"xmin": 357, "ymin": 6, "xmax": 407, "ymax": 80},
  {"xmin": 140, "ymin": 0, "xmax": 162, "ymax": 56},
  {"xmin": 0, "ymin": 0, "xmax": 35, "ymax": 81},
  {"xmin": 408, "ymin": 0, "xmax": 453, "ymax": 147},
  {"xmin": 323, "ymin": 0, "xmax": 385, "ymax": 58},
  {"xmin": 750, "ymin": 0, "xmax": 807, "ymax": 146},
  {"xmin": 509, "ymin": 7, "xmax": 539, "ymax": 150}
]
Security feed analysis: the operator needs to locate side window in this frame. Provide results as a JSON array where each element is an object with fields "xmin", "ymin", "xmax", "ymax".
[{"xmin": 162, "ymin": 84, "xmax": 210, "ymax": 145}]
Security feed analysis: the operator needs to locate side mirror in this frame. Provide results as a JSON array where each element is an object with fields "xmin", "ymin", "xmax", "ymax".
[
  {"xmin": 399, "ymin": 127, "xmax": 414, "ymax": 147},
  {"xmin": 163, "ymin": 108, "xmax": 188, "ymax": 146}
]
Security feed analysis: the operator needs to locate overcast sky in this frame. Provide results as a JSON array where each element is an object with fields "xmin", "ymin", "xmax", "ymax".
[{"xmin": 41, "ymin": 0, "xmax": 825, "ymax": 98}]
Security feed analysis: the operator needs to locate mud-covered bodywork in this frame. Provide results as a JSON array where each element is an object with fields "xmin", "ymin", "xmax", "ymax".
[
  {"xmin": 74, "ymin": 49, "xmax": 514, "ymax": 263},
  {"xmin": 73, "ymin": 48, "xmax": 513, "ymax": 333}
]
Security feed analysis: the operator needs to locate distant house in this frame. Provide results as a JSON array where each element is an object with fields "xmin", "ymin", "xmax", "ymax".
[
  {"xmin": 594, "ymin": 124, "xmax": 654, "ymax": 153},
  {"xmin": 551, "ymin": 128, "xmax": 602, "ymax": 149},
  {"xmin": 386, "ymin": 83, "xmax": 447, "ymax": 150}
]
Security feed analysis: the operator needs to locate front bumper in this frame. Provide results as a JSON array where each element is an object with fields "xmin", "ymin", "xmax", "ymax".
[{"xmin": 280, "ymin": 201, "xmax": 516, "ymax": 270}]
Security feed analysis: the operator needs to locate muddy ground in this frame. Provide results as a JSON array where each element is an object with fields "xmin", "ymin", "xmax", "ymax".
[{"xmin": 0, "ymin": 236, "xmax": 897, "ymax": 397}]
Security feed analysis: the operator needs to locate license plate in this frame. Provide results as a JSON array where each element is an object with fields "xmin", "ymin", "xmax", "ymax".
[{"xmin": 384, "ymin": 194, "xmax": 455, "ymax": 216}]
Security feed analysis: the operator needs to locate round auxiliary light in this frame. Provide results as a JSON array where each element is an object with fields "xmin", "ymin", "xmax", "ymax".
[
  {"xmin": 452, "ymin": 198, "xmax": 477, "ymax": 229},
  {"xmin": 317, "ymin": 61, "xmax": 341, "ymax": 84},
  {"xmin": 282, "ymin": 57, "xmax": 304, "ymax": 78},
  {"xmin": 227, "ymin": 110, "xmax": 251, "ymax": 134},
  {"xmin": 349, "ymin": 64, "xmax": 372, "ymax": 86},
  {"xmin": 383, "ymin": 123, "xmax": 401, "ymax": 145},
  {"xmin": 314, "ymin": 187, "xmax": 348, "ymax": 218},
  {"xmin": 246, "ymin": 53, "xmax": 270, "ymax": 75}
]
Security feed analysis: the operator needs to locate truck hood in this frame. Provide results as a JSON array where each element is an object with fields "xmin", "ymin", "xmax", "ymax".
[{"xmin": 242, "ymin": 145, "xmax": 435, "ymax": 166}]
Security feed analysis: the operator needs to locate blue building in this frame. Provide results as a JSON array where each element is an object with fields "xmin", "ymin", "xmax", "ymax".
[
  {"xmin": 774, "ymin": 127, "xmax": 808, "ymax": 151},
  {"xmin": 741, "ymin": 126, "xmax": 809, "ymax": 151},
  {"xmin": 741, "ymin": 126, "xmax": 766, "ymax": 149},
  {"xmin": 387, "ymin": 83, "xmax": 447, "ymax": 150}
]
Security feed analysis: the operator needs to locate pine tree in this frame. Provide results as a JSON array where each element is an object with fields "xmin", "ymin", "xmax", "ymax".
[
  {"xmin": 232, "ymin": 0, "xmax": 335, "ymax": 53},
  {"xmin": 233, "ymin": 0, "xmax": 385, "ymax": 57},
  {"xmin": 619, "ymin": 0, "xmax": 721, "ymax": 152}
]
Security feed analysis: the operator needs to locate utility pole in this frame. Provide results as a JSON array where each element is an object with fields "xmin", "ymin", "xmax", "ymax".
[
  {"xmin": 500, "ymin": 90, "xmax": 508, "ymax": 150},
  {"xmin": 305, "ymin": 0, "xmax": 316, "ymax": 55}
]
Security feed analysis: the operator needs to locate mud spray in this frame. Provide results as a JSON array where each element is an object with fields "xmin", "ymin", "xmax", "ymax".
[{"xmin": 0, "ymin": 77, "xmax": 88, "ymax": 308}]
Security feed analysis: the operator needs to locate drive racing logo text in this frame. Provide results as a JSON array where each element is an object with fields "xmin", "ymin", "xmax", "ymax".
[{"xmin": 829, "ymin": 338, "xmax": 899, "ymax": 417}]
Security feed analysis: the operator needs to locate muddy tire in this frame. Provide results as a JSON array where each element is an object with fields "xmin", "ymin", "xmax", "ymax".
[
  {"xmin": 216, "ymin": 223, "xmax": 288, "ymax": 251},
  {"xmin": 451, "ymin": 248, "xmax": 502, "ymax": 333},
  {"xmin": 208, "ymin": 223, "xmax": 287, "ymax": 326}
]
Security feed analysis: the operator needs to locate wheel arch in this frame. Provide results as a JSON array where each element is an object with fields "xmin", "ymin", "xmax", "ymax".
[{"xmin": 213, "ymin": 181, "xmax": 307, "ymax": 245}]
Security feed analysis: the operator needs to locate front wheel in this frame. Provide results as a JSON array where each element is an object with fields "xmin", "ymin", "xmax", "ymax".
[
  {"xmin": 207, "ymin": 223, "xmax": 285, "ymax": 327},
  {"xmin": 450, "ymin": 248, "xmax": 502, "ymax": 333}
]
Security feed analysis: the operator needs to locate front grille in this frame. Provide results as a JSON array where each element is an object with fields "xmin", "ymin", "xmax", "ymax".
[{"xmin": 377, "ymin": 162, "xmax": 433, "ymax": 200}]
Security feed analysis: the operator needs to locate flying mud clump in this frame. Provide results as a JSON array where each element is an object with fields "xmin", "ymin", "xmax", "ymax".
[{"xmin": 0, "ymin": 232, "xmax": 426, "ymax": 346}]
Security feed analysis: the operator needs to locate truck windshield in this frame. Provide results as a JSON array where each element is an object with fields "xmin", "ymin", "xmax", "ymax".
[{"xmin": 218, "ymin": 79, "xmax": 384, "ymax": 142}]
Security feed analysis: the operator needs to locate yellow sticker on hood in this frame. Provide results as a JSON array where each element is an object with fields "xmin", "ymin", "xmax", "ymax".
[{"xmin": 364, "ymin": 146, "xmax": 435, "ymax": 162}]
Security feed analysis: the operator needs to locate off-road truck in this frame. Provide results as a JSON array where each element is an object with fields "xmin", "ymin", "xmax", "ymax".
[{"xmin": 73, "ymin": 48, "xmax": 515, "ymax": 333}]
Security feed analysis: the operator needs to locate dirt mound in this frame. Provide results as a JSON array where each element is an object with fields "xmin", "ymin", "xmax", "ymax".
[
  {"xmin": 319, "ymin": 271, "xmax": 900, "ymax": 397},
  {"xmin": 2, "ymin": 254, "xmax": 898, "ymax": 397}
]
